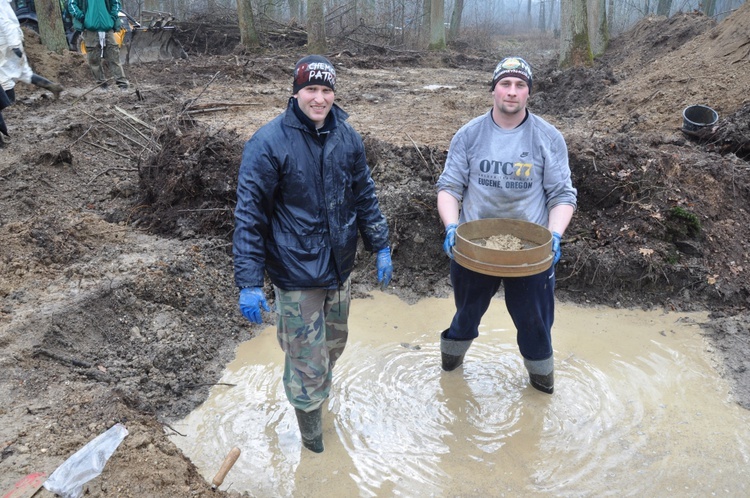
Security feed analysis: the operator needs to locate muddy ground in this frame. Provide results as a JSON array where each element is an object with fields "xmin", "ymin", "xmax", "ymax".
[{"xmin": 1, "ymin": 5, "xmax": 749, "ymax": 497}]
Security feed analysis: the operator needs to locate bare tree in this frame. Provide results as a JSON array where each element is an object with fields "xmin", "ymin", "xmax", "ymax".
[
  {"xmin": 448, "ymin": 0, "xmax": 464, "ymax": 42},
  {"xmin": 539, "ymin": 0, "xmax": 547, "ymax": 31},
  {"xmin": 421, "ymin": 0, "xmax": 431, "ymax": 45},
  {"xmin": 656, "ymin": 0, "xmax": 673, "ymax": 16},
  {"xmin": 34, "ymin": 0, "xmax": 68, "ymax": 53},
  {"xmin": 308, "ymin": 0, "xmax": 327, "ymax": 53},
  {"xmin": 428, "ymin": 0, "xmax": 445, "ymax": 49},
  {"xmin": 237, "ymin": 0, "xmax": 260, "ymax": 49},
  {"xmin": 560, "ymin": 0, "xmax": 592, "ymax": 67},
  {"xmin": 702, "ymin": 0, "xmax": 717, "ymax": 16},
  {"xmin": 288, "ymin": 0, "xmax": 303, "ymax": 22},
  {"xmin": 588, "ymin": 0, "xmax": 608, "ymax": 57}
]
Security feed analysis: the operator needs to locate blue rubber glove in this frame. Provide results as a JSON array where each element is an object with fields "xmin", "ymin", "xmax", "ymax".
[
  {"xmin": 239, "ymin": 287, "xmax": 270, "ymax": 324},
  {"xmin": 552, "ymin": 231, "xmax": 562, "ymax": 265},
  {"xmin": 376, "ymin": 247, "xmax": 393, "ymax": 290},
  {"xmin": 443, "ymin": 223, "xmax": 458, "ymax": 259}
]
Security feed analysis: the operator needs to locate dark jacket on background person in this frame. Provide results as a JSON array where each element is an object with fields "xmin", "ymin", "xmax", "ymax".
[
  {"xmin": 0, "ymin": 85, "xmax": 9, "ymax": 139},
  {"xmin": 233, "ymin": 97, "xmax": 390, "ymax": 290}
]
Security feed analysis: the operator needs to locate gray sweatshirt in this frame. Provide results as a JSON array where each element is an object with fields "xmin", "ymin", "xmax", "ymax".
[{"xmin": 437, "ymin": 110, "xmax": 577, "ymax": 227}]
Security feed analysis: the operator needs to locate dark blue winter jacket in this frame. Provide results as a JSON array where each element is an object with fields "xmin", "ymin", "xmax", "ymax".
[{"xmin": 233, "ymin": 98, "xmax": 390, "ymax": 290}]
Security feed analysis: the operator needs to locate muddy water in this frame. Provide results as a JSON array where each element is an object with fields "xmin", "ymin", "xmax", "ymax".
[{"xmin": 171, "ymin": 293, "xmax": 750, "ymax": 496}]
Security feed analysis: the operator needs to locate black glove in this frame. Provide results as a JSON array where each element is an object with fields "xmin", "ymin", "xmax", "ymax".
[{"xmin": 12, "ymin": 47, "xmax": 23, "ymax": 58}]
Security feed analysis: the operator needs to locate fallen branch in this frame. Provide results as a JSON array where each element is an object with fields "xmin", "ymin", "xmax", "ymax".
[
  {"xmin": 162, "ymin": 423, "xmax": 186, "ymax": 437},
  {"xmin": 181, "ymin": 71, "xmax": 221, "ymax": 116},
  {"xmin": 32, "ymin": 348, "xmax": 92, "ymax": 368},
  {"xmin": 82, "ymin": 140, "xmax": 131, "ymax": 159},
  {"xmin": 115, "ymin": 112, "xmax": 158, "ymax": 149},
  {"xmin": 185, "ymin": 106, "xmax": 229, "ymax": 115},
  {"xmin": 114, "ymin": 105, "xmax": 155, "ymax": 132},
  {"xmin": 188, "ymin": 102, "xmax": 262, "ymax": 109},
  {"xmin": 81, "ymin": 110, "xmax": 155, "ymax": 151},
  {"xmin": 70, "ymin": 79, "xmax": 113, "ymax": 106},
  {"xmin": 405, "ymin": 131, "xmax": 435, "ymax": 182},
  {"xmin": 64, "ymin": 124, "xmax": 94, "ymax": 150}
]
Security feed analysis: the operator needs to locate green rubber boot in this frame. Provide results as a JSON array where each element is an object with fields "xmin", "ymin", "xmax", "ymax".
[{"xmin": 295, "ymin": 407, "xmax": 324, "ymax": 453}]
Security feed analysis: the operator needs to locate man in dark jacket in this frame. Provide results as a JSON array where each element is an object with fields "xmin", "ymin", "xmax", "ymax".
[
  {"xmin": 233, "ymin": 55, "xmax": 393, "ymax": 453},
  {"xmin": 68, "ymin": 0, "xmax": 129, "ymax": 89}
]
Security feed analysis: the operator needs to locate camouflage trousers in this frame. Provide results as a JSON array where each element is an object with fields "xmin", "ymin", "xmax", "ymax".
[
  {"xmin": 274, "ymin": 279, "xmax": 351, "ymax": 411},
  {"xmin": 82, "ymin": 30, "xmax": 129, "ymax": 89}
]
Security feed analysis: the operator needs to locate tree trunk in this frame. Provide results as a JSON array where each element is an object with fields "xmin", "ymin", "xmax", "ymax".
[
  {"xmin": 587, "ymin": 0, "xmax": 608, "ymax": 57},
  {"xmin": 539, "ymin": 0, "xmax": 547, "ymax": 31},
  {"xmin": 420, "ymin": 0, "xmax": 431, "ymax": 46},
  {"xmin": 288, "ymin": 0, "xmax": 300, "ymax": 22},
  {"xmin": 526, "ymin": 0, "xmax": 532, "ymax": 26},
  {"xmin": 307, "ymin": 0, "xmax": 327, "ymax": 53},
  {"xmin": 656, "ymin": 0, "xmax": 672, "ymax": 16},
  {"xmin": 34, "ymin": 0, "xmax": 68, "ymax": 54},
  {"xmin": 447, "ymin": 0, "xmax": 464, "ymax": 42},
  {"xmin": 428, "ymin": 0, "xmax": 445, "ymax": 50},
  {"xmin": 237, "ymin": 0, "xmax": 260, "ymax": 49},
  {"xmin": 560, "ymin": 0, "xmax": 592, "ymax": 67},
  {"xmin": 702, "ymin": 0, "xmax": 716, "ymax": 17}
]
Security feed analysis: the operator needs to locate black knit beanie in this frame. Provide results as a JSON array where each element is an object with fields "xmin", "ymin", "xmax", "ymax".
[{"xmin": 293, "ymin": 55, "xmax": 336, "ymax": 94}]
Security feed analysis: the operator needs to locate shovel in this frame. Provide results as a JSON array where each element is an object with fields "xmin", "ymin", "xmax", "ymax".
[{"xmin": 2, "ymin": 472, "xmax": 46, "ymax": 498}]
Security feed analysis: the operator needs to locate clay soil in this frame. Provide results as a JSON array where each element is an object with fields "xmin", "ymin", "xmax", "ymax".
[{"xmin": 2, "ymin": 6, "xmax": 750, "ymax": 497}]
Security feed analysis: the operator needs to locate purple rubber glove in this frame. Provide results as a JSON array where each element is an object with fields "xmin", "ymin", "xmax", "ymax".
[
  {"xmin": 376, "ymin": 247, "xmax": 393, "ymax": 290},
  {"xmin": 443, "ymin": 223, "xmax": 458, "ymax": 259},
  {"xmin": 239, "ymin": 287, "xmax": 270, "ymax": 324},
  {"xmin": 552, "ymin": 231, "xmax": 562, "ymax": 265}
]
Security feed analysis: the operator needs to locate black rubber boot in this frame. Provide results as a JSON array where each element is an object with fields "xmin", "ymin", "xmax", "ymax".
[
  {"xmin": 440, "ymin": 329, "xmax": 472, "ymax": 371},
  {"xmin": 529, "ymin": 371, "xmax": 554, "ymax": 394},
  {"xmin": 441, "ymin": 351, "xmax": 465, "ymax": 371},
  {"xmin": 295, "ymin": 408, "xmax": 324, "ymax": 453},
  {"xmin": 31, "ymin": 74, "xmax": 63, "ymax": 99}
]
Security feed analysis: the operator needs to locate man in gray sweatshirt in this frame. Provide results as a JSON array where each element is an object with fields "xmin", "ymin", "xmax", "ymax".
[{"xmin": 436, "ymin": 56, "xmax": 577, "ymax": 394}]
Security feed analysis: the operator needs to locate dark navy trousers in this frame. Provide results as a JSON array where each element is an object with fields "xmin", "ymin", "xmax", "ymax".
[{"xmin": 446, "ymin": 260, "xmax": 555, "ymax": 362}]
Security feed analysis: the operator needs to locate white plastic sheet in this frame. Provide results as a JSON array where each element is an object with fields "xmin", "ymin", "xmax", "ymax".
[{"xmin": 43, "ymin": 423, "xmax": 129, "ymax": 498}]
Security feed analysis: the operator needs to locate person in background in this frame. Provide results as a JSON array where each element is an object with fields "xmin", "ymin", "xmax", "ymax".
[
  {"xmin": 68, "ymin": 0, "xmax": 129, "ymax": 90},
  {"xmin": 233, "ymin": 55, "xmax": 393, "ymax": 453},
  {"xmin": 0, "ymin": 0, "xmax": 64, "ymax": 105},
  {"xmin": 436, "ymin": 56, "xmax": 577, "ymax": 394},
  {"xmin": 0, "ymin": 85, "xmax": 9, "ymax": 147}
]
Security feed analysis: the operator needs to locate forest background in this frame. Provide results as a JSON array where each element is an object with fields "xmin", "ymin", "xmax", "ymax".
[{"xmin": 29, "ymin": 0, "xmax": 748, "ymax": 67}]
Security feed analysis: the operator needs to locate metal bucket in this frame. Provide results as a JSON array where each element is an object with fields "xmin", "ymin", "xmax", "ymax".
[
  {"xmin": 682, "ymin": 105, "xmax": 718, "ymax": 134},
  {"xmin": 453, "ymin": 218, "xmax": 553, "ymax": 277}
]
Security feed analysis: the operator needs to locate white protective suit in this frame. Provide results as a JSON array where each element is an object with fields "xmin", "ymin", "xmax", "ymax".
[{"xmin": 0, "ymin": 0, "xmax": 34, "ymax": 91}]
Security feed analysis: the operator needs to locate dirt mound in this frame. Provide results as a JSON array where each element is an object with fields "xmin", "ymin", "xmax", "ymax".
[
  {"xmin": 592, "ymin": 4, "xmax": 750, "ymax": 132},
  {"xmin": 137, "ymin": 123, "xmax": 243, "ymax": 238}
]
